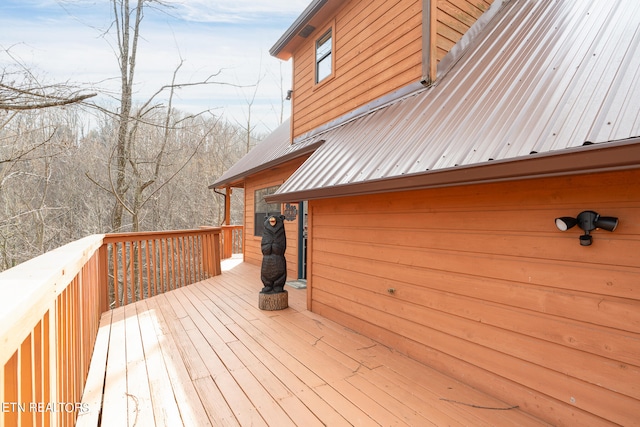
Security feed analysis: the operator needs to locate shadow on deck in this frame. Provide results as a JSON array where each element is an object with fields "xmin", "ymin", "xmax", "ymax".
[{"xmin": 78, "ymin": 256, "xmax": 547, "ymax": 426}]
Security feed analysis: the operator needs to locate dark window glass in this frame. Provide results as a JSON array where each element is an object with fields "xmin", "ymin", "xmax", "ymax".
[
  {"xmin": 254, "ymin": 186, "xmax": 281, "ymax": 236},
  {"xmin": 316, "ymin": 29, "xmax": 332, "ymax": 83}
]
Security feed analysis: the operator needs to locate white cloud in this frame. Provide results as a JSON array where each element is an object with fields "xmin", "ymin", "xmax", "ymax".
[
  {"xmin": 167, "ymin": 0, "xmax": 309, "ymax": 24},
  {"xmin": 0, "ymin": 0, "xmax": 306, "ymax": 133}
]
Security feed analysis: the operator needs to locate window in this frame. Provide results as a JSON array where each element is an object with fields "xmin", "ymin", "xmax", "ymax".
[
  {"xmin": 254, "ymin": 186, "xmax": 281, "ymax": 236},
  {"xmin": 315, "ymin": 28, "xmax": 332, "ymax": 83}
]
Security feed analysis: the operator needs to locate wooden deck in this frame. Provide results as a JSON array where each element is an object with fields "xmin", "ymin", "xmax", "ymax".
[{"xmin": 78, "ymin": 257, "xmax": 548, "ymax": 426}]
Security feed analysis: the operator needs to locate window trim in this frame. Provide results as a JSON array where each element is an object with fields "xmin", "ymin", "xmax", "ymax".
[
  {"xmin": 314, "ymin": 22, "xmax": 335, "ymax": 86},
  {"xmin": 254, "ymin": 185, "xmax": 281, "ymax": 237}
]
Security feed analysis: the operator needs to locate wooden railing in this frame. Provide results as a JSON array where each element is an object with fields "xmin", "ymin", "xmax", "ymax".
[
  {"xmin": 101, "ymin": 229, "xmax": 221, "ymax": 310},
  {"xmin": 0, "ymin": 235, "xmax": 103, "ymax": 427},
  {"xmin": 0, "ymin": 228, "xmax": 222, "ymax": 426},
  {"xmin": 221, "ymin": 225, "xmax": 243, "ymax": 259}
]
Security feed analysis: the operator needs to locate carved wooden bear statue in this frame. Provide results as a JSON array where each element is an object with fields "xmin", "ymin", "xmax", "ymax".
[{"xmin": 260, "ymin": 215, "xmax": 287, "ymax": 294}]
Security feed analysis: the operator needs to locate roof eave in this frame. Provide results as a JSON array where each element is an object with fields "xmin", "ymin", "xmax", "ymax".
[
  {"xmin": 208, "ymin": 140, "xmax": 324, "ymax": 189},
  {"xmin": 269, "ymin": 0, "xmax": 333, "ymax": 60},
  {"xmin": 265, "ymin": 138, "xmax": 640, "ymax": 202}
]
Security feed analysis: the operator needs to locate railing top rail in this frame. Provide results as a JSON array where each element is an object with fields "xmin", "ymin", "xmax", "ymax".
[
  {"xmin": 0, "ymin": 234, "xmax": 105, "ymax": 366},
  {"xmin": 0, "ymin": 227, "xmax": 226, "ymax": 365},
  {"xmin": 103, "ymin": 227, "xmax": 221, "ymax": 243}
]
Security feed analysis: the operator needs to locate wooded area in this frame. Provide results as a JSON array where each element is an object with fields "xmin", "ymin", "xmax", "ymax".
[
  {"xmin": 0, "ymin": 99, "xmax": 252, "ymax": 271},
  {"xmin": 0, "ymin": 0, "xmax": 264, "ymax": 271}
]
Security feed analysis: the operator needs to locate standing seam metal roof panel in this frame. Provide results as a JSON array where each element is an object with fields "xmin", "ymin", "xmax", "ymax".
[
  {"xmin": 274, "ymin": 0, "xmax": 640, "ymax": 199},
  {"xmin": 209, "ymin": 119, "xmax": 323, "ymax": 188}
]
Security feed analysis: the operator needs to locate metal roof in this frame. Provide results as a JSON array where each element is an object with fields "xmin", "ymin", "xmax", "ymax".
[
  {"xmin": 208, "ymin": 119, "xmax": 323, "ymax": 188},
  {"xmin": 267, "ymin": 0, "xmax": 640, "ymax": 202}
]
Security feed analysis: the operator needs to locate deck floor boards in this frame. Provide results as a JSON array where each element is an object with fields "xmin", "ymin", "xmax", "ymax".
[{"xmin": 79, "ymin": 257, "xmax": 548, "ymax": 426}]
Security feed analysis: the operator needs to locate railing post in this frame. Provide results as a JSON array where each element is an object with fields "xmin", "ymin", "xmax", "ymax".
[
  {"xmin": 199, "ymin": 226, "xmax": 222, "ymax": 276},
  {"xmin": 213, "ymin": 230, "xmax": 222, "ymax": 276},
  {"xmin": 219, "ymin": 225, "xmax": 243, "ymax": 260},
  {"xmin": 98, "ymin": 244, "xmax": 109, "ymax": 313},
  {"xmin": 223, "ymin": 226, "xmax": 232, "ymax": 259}
]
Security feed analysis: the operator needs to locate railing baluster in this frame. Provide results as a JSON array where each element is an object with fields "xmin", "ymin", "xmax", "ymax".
[
  {"xmin": 120, "ymin": 242, "xmax": 126, "ymax": 305},
  {"xmin": 162, "ymin": 238, "xmax": 167, "ymax": 292},
  {"xmin": 43, "ymin": 311, "xmax": 51, "ymax": 427},
  {"xmin": 20, "ymin": 334, "xmax": 33, "ymax": 426},
  {"xmin": 33, "ymin": 321, "xmax": 43, "ymax": 426},
  {"xmin": 166, "ymin": 237, "xmax": 171, "ymax": 291},
  {"xmin": 157, "ymin": 239, "xmax": 164, "ymax": 294},
  {"xmin": 191, "ymin": 236, "xmax": 195, "ymax": 283},
  {"xmin": 176, "ymin": 237, "xmax": 181, "ymax": 288},
  {"xmin": 193, "ymin": 235, "xmax": 199, "ymax": 281},
  {"xmin": 129, "ymin": 242, "xmax": 135, "ymax": 303},
  {"xmin": 110, "ymin": 243, "xmax": 117, "ymax": 309},
  {"xmin": 171, "ymin": 238, "xmax": 177, "ymax": 290},
  {"xmin": 182, "ymin": 236, "xmax": 192, "ymax": 285},
  {"xmin": 180, "ymin": 236, "xmax": 185, "ymax": 288},
  {"xmin": 137, "ymin": 239, "xmax": 143, "ymax": 300},
  {"xmin": 165, "ymin": 238, "xmax": 171, "ymax": 290},
  {"xmin": 151, "ymin": 239, "xmax": 158, "ymax": 296},
  {"xmin": 182, "ymin": 236, "xmax": 191, "ymax": 286},
  {"xmin": 5, "ymin": 353, "xmax": 19, "ymax": 427},
  {"xmin": 145, "ymin": 240, "xmax": 151, "ymax": 298}
]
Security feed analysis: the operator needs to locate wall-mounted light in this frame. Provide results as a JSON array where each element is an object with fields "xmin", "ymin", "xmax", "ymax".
[
  {"xmin": 555, "ymin": 210, "xmax": 619, "ymax": 246},
  {"xmin": 286, "ymin": 90, "xmax": 293, "ymax": 101}
]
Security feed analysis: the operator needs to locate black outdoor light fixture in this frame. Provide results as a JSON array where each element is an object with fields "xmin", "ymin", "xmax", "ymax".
[{"xmin": 555, "ymin": 210, "xmax": 619, "ymax": 246}]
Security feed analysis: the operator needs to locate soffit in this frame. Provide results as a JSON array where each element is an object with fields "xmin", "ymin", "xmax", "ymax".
[{"xmin": 270, "ymin": 0, "xmax": 344, "ymax": 60}]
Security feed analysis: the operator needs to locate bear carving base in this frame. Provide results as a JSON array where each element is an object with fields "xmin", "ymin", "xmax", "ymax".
[{"xmin": 258, "ymin": 290, "xmax": 288, "ymax": 311}]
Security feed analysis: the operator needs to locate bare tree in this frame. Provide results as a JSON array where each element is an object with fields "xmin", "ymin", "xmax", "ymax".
[
  {"xmin": 0, "ymin": 106, "xmax": 81, "ymax": 269},
  {"xmin": 99, "ymin": 0, "xmax": 242, "ymax": 232},
  {"xmin": 0, "ymin": 47, "xmax": 95, "ymax": 112},
  {"xmin": 0, "ymin": 45, "xmax": 95, "ymax": 166},
  {"xmin": 272, "ymin": 61, "xmax": 288, "ymax": 126},
  {"xmin": 0, "ymin": 46, "xmax": 96, "ymax": 269},
  {"xmin": 109, "ymin": 0, "xmax": 143, "ymax": 232},
  {"xmin": 235, "ymin": 54, "xmax": 290, "ymax": 151},
  {"xmin": 0, "ymin": 2, "xmax": 263, "ymax": 271},
  {"xmin": 239, "ymin": 73, "xmax": 263, "ymax": 154},
  {"xmin": 0, "ymin": 82, "xmax": 95, "ymax": 111}
]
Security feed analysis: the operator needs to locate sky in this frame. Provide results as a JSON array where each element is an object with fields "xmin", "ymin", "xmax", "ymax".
[{"xmin": 0, "ymin": 0, "xmax": 310, "ymax": 134}]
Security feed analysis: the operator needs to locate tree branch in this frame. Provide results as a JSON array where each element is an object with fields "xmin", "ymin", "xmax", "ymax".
[{"xmin": 0, "ymin": 89, "xmax": 96, "ymax": 111}]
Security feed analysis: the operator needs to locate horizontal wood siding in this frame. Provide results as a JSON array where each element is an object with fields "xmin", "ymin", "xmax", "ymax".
[
  {"xmin": 291, "ymin": 0, "xmax": 423, "ymax": 138},
  {"xmin": 244, "ymin": 158, "xmax": 308, "ymax": 280},
  {"xmin": 435, "ymin": 0, "xmax": 493, "ymax": 63},
  {"xmin": 308, "ymin": 169, "xmax": 640, "ymax": 426},
  {"xmin": 290, "ymin": 0, "xmax": 493, "ymax": 139}
]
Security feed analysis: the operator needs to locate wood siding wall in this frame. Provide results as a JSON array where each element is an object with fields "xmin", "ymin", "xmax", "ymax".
[
  {"xmin": 434, "ymin": 0, "xmax": 492, "ymax": 63},
  {"xmin": 291, "ymin": 0, "xmax": 423, "ymax": 138},
  {"xmin": 290, "ymin": 0, "xmax": 493, "ymax": 139},
  {"xmin": 243, "ymin": 158, "xmax": 308, "ymax": 279},
  {"xmin": 307, "ymin": 169, "xmax": 640, "ymax": 426}
]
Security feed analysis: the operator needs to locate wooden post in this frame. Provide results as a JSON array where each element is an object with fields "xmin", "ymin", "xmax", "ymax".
[
  {"xmin": 225, "ymin": 186, "xmax": 232, "ymax": 226},
  {"xmin": 212, "ymin": 231, "xmax": 222, "ymax": 276},
  {"xmin": 258, "ymin": 291, "xmax": 288, "ymax": 311},
  {"xmin": 222, "ymin": 226, "xmax": 233, "ymax": 259}
]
